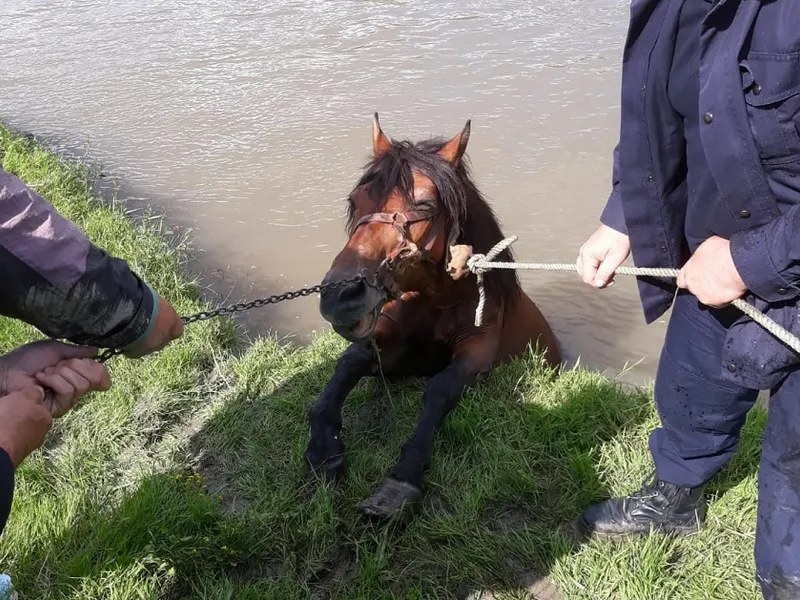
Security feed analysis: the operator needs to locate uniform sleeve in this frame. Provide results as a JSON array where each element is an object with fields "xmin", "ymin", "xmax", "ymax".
[
  {"xmin": 599, "ymin": 143, "xmax": 628, "ymax": 234},
  {"xmin": 0, "ymin": 165, "xmax": 158, "ymax": 350},
  {"xmin": 730, "ymin": 204, "xmax": 800, "ymax": 304},
  {"xmin": 0, "ymin": 448, "xmax": 13, "ymax": 536}
]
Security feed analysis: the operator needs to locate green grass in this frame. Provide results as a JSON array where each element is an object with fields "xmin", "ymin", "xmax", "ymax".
[{"xmin": 0, "ymin": 124, "xmax": 766, "ymax": 599}]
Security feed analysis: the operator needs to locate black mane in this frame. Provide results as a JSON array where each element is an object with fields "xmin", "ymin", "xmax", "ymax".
[{"xmin": 345, "ymin": 136, "xmax": 519, "ymax": 305}]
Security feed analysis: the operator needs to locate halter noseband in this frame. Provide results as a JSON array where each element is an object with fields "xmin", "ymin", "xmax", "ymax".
[{"xmin": 353, "ymin": 208, "xmax": 443, "ymax": 289}]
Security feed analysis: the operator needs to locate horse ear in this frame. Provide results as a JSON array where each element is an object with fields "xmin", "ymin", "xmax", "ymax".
[
  {"xmin": 372, "ymin": 112, "xmax": 392, "ymax": 157},
  {"xmin": 437, "ymin": 120, "xmax": 471, "ymax": 166}
]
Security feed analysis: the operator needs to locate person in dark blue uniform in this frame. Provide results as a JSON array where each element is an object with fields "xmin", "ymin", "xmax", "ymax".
[{"xmin": 577, "ymin": 1, "xmax": 800, "ymax": 597}]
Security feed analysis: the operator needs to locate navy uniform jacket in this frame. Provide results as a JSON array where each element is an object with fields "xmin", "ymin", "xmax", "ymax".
[{"xmin": 601, "ymin": 0, "xmax": 800, "ymax": 390}]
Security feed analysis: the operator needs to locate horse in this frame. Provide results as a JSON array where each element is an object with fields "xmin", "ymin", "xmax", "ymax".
[{"xmin": 305, "ymin": 113, "xmax": 561, "ymax": 520}]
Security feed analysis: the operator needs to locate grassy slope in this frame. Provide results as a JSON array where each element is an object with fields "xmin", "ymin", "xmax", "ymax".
[{"xmin": 0, "ymin": 125, "xmax": 765, "ymax": 599}]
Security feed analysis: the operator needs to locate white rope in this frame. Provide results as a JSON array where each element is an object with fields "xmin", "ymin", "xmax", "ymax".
[{"xmin": 466, "ymin": 236, "xmax": 800, "ymax": 355}]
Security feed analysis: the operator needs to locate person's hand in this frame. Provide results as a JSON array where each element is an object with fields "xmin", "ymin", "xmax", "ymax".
[
  {"xmin": 36, "ymin": 359, "xmax": 112, "ymax": 417},
  {"xmin": 123, "ymin": 296, "xmax": 184, "ymax": 359},
  {"xmin": 0, "ymin": 386, "xmax": 52, "ymax": 467},
  {"xmin": 677, "ymin": 236, "xmax": 747, "ymax": 308},
  {"xmin": 0, "ymin": 340, "xmax": 112, "ymax": 418},
  {"xmin": 577, "ymin": 224, "xmax": 632, "ymax": 288}
]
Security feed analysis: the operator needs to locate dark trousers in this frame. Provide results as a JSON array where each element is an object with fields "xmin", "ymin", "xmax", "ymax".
[{"xmin": 650, "ymin": 291, "xmax": 800, "ymax": 597}]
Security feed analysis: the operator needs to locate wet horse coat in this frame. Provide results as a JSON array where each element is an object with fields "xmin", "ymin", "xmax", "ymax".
[{"xmin": 306, "ymin": 115, "xmax": 560, "ymax": 518}]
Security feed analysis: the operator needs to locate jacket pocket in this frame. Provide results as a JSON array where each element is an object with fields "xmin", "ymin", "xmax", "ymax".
[
  {"xmin": 741, "ymin": 52, "xmax": 800, "ymax": 166},
  {"xmin": 722, "ymin": 296, "xmax": 800, "ymax": 390}
]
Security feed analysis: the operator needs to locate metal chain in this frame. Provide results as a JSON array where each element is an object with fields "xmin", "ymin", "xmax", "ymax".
[{"xmin": 95, "ymin": 273, "xmax": 373, "ymax": 364}]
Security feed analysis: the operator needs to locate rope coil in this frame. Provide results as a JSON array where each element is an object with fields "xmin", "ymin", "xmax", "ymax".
[{"xmin": 467, "ymin": 236, "xmax": 800, "ymax": 355}]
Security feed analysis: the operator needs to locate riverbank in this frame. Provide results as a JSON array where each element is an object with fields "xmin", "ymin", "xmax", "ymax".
[{"xmin": 0, "ymin": 124, "xmax": 764, "ymax": 599}]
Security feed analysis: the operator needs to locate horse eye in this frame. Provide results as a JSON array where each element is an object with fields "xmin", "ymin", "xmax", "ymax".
[{"xmin": 416, "ymin": 200, "xmax": 438, "ymax": 212}]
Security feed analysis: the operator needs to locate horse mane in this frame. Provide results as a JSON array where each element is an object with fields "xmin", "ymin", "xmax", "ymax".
[{"xmin": 345, "ymin": 135, "xmax": 519, "ymax": 305}]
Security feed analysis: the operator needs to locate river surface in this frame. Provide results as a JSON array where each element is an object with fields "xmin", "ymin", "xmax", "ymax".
[{"xmin": 0, "ymin": 0, "xmax": 670, "ymax": 384}]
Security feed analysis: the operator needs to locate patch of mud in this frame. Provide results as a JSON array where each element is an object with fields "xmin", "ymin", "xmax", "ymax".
[
  {"xmin": 507, "ymin": 558, "xmax": 562, "ymax": 600},
  {"xmin": 192, "ymin": 451, "xmax": 251, "ymax": 513},
  {"xmin": 484, "ymin": 501, "xmax": 543, "ymax": 533},
  {"xmin": 462, "ymin": 578, "xmax": 561, "ymax": 600},
  {"xmin": 517, "ymin": 571, "xmax": 562, "ymax": 600},
  {"xmin": 345, "ymin": 394, "xmax": 397, "ymax": 439},
  {"xmin": 168, "ymin": 406, "xmax": 212, "ymax": 447},
  {"xmin": 111, "ymin": 402, "xmax": 217, "ymax": 491},
  {"xmin": 128, "ymin": 393, "xmax": 184, "ymax": 450},
  {"xmin": 233, "ymin": 559, "xmax": 285, "ymax": 584},
  {"xmin": 458, "ymin": 557, "xmax": 563, "ymax": 600},
  {"xmin": 423, "ymin": 491, "xmax": 453, "ymax": 515},
  {"xmin": 308, "ymin": 547, "xmax": 354, "ymax": 600}
]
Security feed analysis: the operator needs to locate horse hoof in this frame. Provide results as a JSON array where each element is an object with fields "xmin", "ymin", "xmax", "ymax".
[
  {"xmin": 359, "ymin": 478, "xmax": 422, "ymax": 520},
  {"xmin": 304, "ymin": 450, "xmax": 345, "ymax": 482}
]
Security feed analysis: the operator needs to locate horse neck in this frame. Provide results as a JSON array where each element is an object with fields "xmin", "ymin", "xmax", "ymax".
[
  {"xmin": 421, "ymin": 269, "xmax": 475, "ymax": 310},
  {"xmin": 453, "ymin": 183, "xmax": 520, "ymax": 303},
  {"xmin": 417, "ymin": 188, "xmax": 496, "ymax": 308}
]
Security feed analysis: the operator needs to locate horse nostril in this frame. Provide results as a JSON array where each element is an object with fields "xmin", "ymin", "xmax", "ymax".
[
  {"xmin": 319, "ymin": 277, "xmax": 367, "ymax": 315},
  {"xmin": 337, "ymin": 279, "xmax": 367, "ymax": 304}
]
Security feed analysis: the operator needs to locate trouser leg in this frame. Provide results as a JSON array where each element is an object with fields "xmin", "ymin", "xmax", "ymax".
[
  {"xmin": 650, "ymin": 292, "xmax": 760, "ymax": 487},
  {"xmin": 755, "ymin": 372, "xmax": 800, "ymax": 599},
  {"xmin": 577, "ymin": 292, "xmax": 760, "ymax": 539}
]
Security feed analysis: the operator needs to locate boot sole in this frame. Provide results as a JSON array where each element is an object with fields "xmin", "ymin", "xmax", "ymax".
[{"xmin": 574, "ymin": 515, "xmax": 702, "ymax": 542}]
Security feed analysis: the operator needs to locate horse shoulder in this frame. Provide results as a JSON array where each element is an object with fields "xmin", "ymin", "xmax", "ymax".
[{"xmin": 499, "ymin": 290, "xmax": 561, "ymax": 368}]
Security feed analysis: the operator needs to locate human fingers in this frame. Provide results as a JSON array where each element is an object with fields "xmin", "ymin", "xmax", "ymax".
[
  {"xmin": 34, "ymin": 371, "xmax": 77, "ymax": 411},
  {"xmin": 52, "ymin": 359, "xmax": 111, "ymax": 393}
]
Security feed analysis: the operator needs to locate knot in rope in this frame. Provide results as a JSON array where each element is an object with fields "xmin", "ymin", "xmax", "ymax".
[{"xmin": 468, "ymin": 236, "xmax": 518, "ymax": 327}]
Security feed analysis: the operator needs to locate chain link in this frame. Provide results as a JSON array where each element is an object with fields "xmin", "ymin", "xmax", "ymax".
[{"xmin": 95, "ymin": 273, "xmax": 375, "ymax": 364}]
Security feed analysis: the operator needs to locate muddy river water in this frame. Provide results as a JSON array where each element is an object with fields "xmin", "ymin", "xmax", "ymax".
[{"xmin": 0, "ymin": 0, "xmax": 670, "ymax": 384}]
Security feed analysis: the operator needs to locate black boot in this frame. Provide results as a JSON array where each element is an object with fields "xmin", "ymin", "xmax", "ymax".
[{"xmin": 577, "ymin": 471, "xmax": 707, "ymax": 540}]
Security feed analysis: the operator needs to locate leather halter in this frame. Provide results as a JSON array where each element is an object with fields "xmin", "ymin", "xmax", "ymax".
[
  {"xmin": 355, "ymin": 209, "xmax": 441, "ymax": 259},
  {"xmin": 355, "ymin": 210, "xmax": 442, "ymax": 298}
]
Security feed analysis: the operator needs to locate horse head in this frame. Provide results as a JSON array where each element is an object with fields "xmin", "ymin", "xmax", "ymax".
[{"xmin": 319, "ymin": 113, "xmax": 472, "ymax": 343}]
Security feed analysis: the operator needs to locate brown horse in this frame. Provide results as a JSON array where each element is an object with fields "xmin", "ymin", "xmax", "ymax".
[{"xmin": 306, "ymin": 114, "xmax": 561, "ymax": 519}]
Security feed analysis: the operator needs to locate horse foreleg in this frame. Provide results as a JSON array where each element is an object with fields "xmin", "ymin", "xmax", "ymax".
[
  {"xmin": 359, "ymin": 357, "xmax": 480, "ymax": 519},
  {"xmin": 305, "ymin": 343, "xmax": 376, "ymax": 481}
]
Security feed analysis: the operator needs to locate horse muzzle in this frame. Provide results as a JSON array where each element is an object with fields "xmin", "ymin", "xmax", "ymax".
[{"xmin": 319, "ymin": 270, "xmax": 388, "ymax": 344}]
